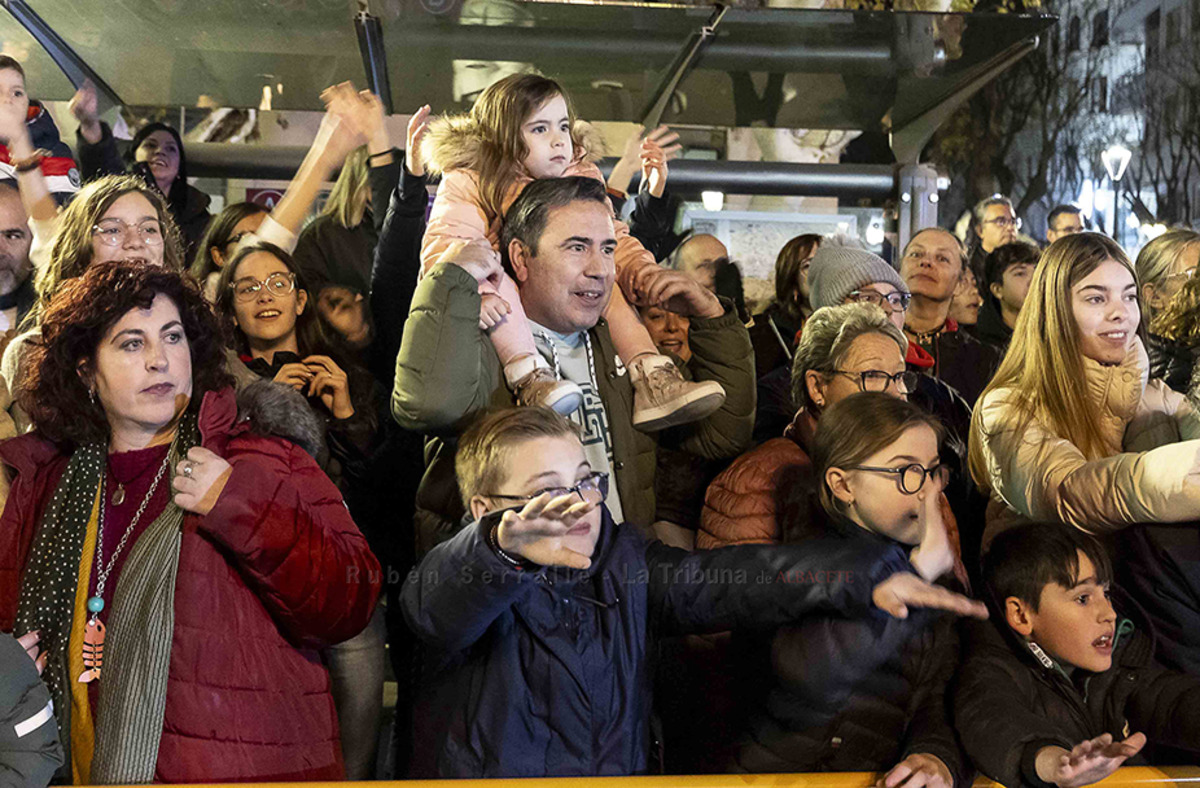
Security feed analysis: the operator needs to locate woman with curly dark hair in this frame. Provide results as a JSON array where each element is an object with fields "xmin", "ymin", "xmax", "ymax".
[{"xmin": 0, "ymin": 261, "xmax": 380, "ymax": 784}]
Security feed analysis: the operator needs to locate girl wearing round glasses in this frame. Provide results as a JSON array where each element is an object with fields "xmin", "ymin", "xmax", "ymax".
[{"xmin": 725, "ymin": 392, "xmax": 967, "ymax": 782}]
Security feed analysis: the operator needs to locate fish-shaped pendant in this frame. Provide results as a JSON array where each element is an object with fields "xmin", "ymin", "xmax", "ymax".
[{"xmin": 78, "ymin": 617, "xmax": 105, "ymax": 683}]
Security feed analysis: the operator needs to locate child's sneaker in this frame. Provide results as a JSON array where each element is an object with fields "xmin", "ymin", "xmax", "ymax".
[
  {"xmin": 629, "ymin": 354, "xmax": 725, "ymax": 432},
  {"xmin": 514, "ymin": 367, "xmax": 584, "ymax": 415}
]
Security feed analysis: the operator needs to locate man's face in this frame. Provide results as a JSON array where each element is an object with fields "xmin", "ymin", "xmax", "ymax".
[
  {"xmin": 511, "ymin": 200, "xmax": 616, "ymax": 334},
  {"xmin": 0, "ymin": 188, "xmax": 31, "ymax": 297},
  {"xmin": 677, "ymin": 234, "xmax": 727, "ymax": 292},
  {"xmin": 899, "ymin": 229, "xmax": 963, "ymax": 303},
  {"xmin": 978, "ymin": 203, "xmax": 1018, "ymax": 252},
  {"xmin": 1011, "ymin": 552, "xmax": 1117, "ymax": 673},
  {"xmin": 1046, "ymin": 211, "xmax": 1084, "ymax": 244}
]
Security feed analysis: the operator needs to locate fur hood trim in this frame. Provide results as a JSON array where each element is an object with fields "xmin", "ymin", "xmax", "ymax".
[
  {"xmin": 236, "ymin": 380, "xmax": 326, "ymax": 460},
  {"xmin": 420, "ymin": 112, "xmax": 604, "ymax": 177}
]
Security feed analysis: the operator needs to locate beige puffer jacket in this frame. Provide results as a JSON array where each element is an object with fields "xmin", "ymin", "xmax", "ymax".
[{"xmin": 976, "ymin": 338, "xmax": 1200, "ymax": 543}]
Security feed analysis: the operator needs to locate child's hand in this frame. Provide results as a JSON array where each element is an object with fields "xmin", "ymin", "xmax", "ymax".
[
  {"xmin": 1035, "ymin": 733, "xmax": 1146, "ymax": 787},
  {"xmin": 406, "ymin": 104, "xmax": 431, "ymax": 177},
  {"xmin": 315, "ymin": 82, "xmax": 370, "ymax": 166},
  {"xmin": 496, "ymin": 493, "xmax": 596, "ymax": 570},
  {"xmin": 872, "ymin": 572, "xmax": 988, "ymax": 620},
  {"xmin": 877, "ymin": 753, "xmax": 952, "ymax": 788},
  {"xmin": 69, "ymin": 80, "xmax": 102, "ymax": 143},
  {"xmin": 16, "ymin": 631, "xmax": 47, "ymax": 676},
  {"xmin": 438, "ymin": 239, "xmax": 502, "ymax": 285},
  {"xmin": 909, "ymin": 485, "xmax": 953, "ymax": 582},
  {"xmin": 638, "ymin": 126, "xmax": 680, "ymax": 199},
  {"xmin": 479, "ymin": 292, "xmax": 511, "ymax": 330}
]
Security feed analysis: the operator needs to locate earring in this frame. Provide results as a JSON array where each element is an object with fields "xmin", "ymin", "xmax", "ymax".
[{"xmin": 89, "ymin": 388, "xmax": 96, "ymax": 405}]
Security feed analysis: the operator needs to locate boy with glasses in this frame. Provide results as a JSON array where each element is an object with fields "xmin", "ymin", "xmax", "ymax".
[{"xmin": 401, "ymin": 406, "xmax": 987, "ymax": 778}]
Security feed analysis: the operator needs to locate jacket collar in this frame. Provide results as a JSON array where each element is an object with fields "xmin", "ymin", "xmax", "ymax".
[
  {"xmin": 1082, "ymin": 338, "xmax": 1149, "ymax": 451},
  {"xmin": 906, "ymin": 340, "xmax": 936, "ymax": 369},
  {"xmin": 784, "ymin": 408, "xmax": 817, "ymax": 452}
]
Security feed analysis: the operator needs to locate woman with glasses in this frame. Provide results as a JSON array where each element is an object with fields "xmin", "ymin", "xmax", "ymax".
[
  {"xmin": 400, "ymin": 405, "xmax": 984, "ymax": 778},
  {"xmin": 969, "ymin": 232, "xmax": 1200, "ymax": 674},
  {"xmin": 1136, "ymin": 230, "xmax": 1200, "ymax": 391},
  {"xmin": 214, "ymin": 240, "xmax": 390, "ymax": 772},
  {"xmin": 0, "ymin": 262, "xmax": 379, "ymax": 783},
  {"xmin": 719, "ymin": 391, "xmax": 968, "ymax": 781}
]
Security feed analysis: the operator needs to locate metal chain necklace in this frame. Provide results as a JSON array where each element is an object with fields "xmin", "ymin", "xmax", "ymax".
[{"xmin": 78, "ymin": 449, "xmax": 173, "ymax": 684}]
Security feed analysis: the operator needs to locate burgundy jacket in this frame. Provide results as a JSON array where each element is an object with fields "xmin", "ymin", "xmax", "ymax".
[{"xmin": 0, "ymin": 387, "xmax": 381, "ymax": 783}]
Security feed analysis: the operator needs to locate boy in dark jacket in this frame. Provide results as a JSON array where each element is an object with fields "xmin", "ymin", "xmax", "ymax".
[
  {"xmin": 955, "ymin": 524, "xmax": 1200, "ymax": 788},
  {"xmin": 0, "ymin": 631, "xmax": 62, "ymax": 787},
  {"xmin": 401, "ymin": 407, "xmax": 987, "ymax": 779}
]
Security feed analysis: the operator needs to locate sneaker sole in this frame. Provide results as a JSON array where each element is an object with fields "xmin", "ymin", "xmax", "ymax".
[
  {"xmin": 543, "ymin": 389, "xmax": 584, "ymax": 416},
  {"xmin": 633, "ymin": 385, "xmax": 726, "ymax": 432}
]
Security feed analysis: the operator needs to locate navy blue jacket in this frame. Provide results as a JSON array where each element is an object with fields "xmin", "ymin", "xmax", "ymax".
[{"xmin": 401, "ymin": 506, "xmax": 910, "ymax": 778}]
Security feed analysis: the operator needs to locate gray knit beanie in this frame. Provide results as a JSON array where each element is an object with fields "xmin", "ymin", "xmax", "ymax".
[{"xmin": 807, "ymin": 243, "xmax": 907, "ymax": 310}]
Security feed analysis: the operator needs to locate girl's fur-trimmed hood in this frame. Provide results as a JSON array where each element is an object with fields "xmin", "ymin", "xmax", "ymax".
[{"xmin": 419, "ymin": 112, "xmax": 604, "ymax": 177}]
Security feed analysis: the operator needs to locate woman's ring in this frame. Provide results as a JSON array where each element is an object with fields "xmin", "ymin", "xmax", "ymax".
[{"xmin": 182, "ymin": 462, "xmax": 194, "ymax": 478}]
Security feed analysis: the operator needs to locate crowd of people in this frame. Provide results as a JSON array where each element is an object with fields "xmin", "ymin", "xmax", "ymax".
[{"xmin": 0, "ymin": 55, "xmax": 1197, "ymax": 788}]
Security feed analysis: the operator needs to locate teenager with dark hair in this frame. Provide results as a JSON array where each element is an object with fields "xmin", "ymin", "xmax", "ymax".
[{"xmin": 957, "ymin": 524, "xmax": 1200, "ymax": 787}]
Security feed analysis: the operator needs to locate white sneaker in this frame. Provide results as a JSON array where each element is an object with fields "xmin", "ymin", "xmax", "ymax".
[
  {"xmin": 629, "ymin": 355, "xmax": 725, "ymax": 432},
  {"xmin": 514, "ymin": 367, "xmax": 584, "ymax": 415}
]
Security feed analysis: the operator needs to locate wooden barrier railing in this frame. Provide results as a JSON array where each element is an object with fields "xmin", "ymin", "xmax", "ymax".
[{"xmin": 108, "ymin": 766, "xmax": 1200, "ymax": 788}]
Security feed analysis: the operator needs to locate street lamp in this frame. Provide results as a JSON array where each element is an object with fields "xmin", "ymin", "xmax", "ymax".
[{"xmin": 1101, "ymin": 144, "xmax": 1132, "ymax": 244}]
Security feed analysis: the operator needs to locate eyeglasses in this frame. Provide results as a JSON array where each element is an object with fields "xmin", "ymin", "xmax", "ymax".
[
  {"xmin": 224, "ymin": 230, "xmax": 254, "ymax": 249},
  {"xmin": 847, "ymin": 290, "xmax": 912, "ymax": 312},
  {"xmin": 846, "ymin": 462, "xmax": 948, "ymax": 494},
  {"xmin": 487, "ymin": 471, "xmax": 609, "ymax": 505},
  {"xmin": 982, "ymin": 216, "xmax": 1022, "ymax": 230},
  {"xmin": 92, "ymin": 218, "xmax": 164, "ymax": 247},
  {"xmin": 827, "ymin": 369, "xmax": 920, "ymax": 395},
  {"xmin": 229, "ymin": 272, "xmax": 296, "ymax": 302}
]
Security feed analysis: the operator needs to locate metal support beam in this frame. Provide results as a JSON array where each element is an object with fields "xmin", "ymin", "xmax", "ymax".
[
  {"xmin": 1, "ymin": 0, "xmax": 122, "ymax": 111},
  {"xmin": 638, "ymin": 4, "xmax": 728, "ymax": 129},
  {"xmin": 354, "ymin": 4, "xmax": 393, "ymax": 115},
  {"xmin": 896, "ymin": 163, "xmax": 940, "ymax": 255},
  {"xmin": 890, "ymin": 38, "xmax": 1038, "ymax": 164}
]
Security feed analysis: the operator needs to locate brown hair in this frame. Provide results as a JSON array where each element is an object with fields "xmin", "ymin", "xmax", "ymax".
[
  {"xmin": 774, "ymin": 233, "xmax": 821, "ymax": 320},
  {"xmin": 1151, "ymin": 273, "xmax": 1200, "ymax": 341},
  {"xmin": 455, "ymin": 407, "xmax": 580, "ymax": 508},
  {"xmin": 321, "ymin": 145, "xmax": 370, "ymax": 229},
  {"xmin": 1135, "ymin": 229, "xmax": 1200, "ymax": 323},
  {"xmin": 968, "ymin": 232, "xmax": 1142, "ymax": 486},
  {"xmin": 0, "ymin": 55, "xmax": 25, "ymax": 81},
  {"xmin": 812, "ymin": 392, "xmax": 944, "ymax": 517},
  {"xmin": 20, "ymin": 261, "xmax": 233, "ymax": 446},
  {"xmin": 32, "ymin": 174, "xmax": 184, "ymax": 328},
  {"xmin": 470, "ymin": 74, "xmax": 589, "ymax": 220}
]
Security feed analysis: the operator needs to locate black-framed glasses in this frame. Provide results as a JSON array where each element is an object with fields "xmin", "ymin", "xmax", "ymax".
[
  {"xmin": 487, "ymin": 471, "xmax": 609, "ymax": 505},
  {"xmin": 982, "ymin": 216, "xmax": 1022, "ymax": 230},
  {"xmin": 847, "ymin": 463, "xmax": 948, "ymax": 495},
  {"xmin": 848, "ymin": 290, "xmax": 912, "ymax": 312},
  {"xmin": 827, "ymin": 369, "xmax": 919, "ymax": 395},
  {"xmin": 92, "ymin": 218, "xmax": 164, "ymax": 247},
  {"xmin": 229, "ymin": 272, "xmax": 296, "ymax": 302}
]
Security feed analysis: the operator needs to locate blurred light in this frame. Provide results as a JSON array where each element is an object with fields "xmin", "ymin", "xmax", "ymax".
[
  {"xmin": 259, "ymin": 85, "xmax": 272, "ymax": 111},
  {"xmin": 1102, "ymin": 144, "xmax": 1132, "ymax": 181},
  {"xmin": 937, "ymin": 177, "xmax": 950, "ymax": 191},
  {"xmin": 901, "ymin": 192, "xmax": 912, "ymax": 203},
  {"xmin": 929, "ymin": 193, "xmax": 939, "ymax": 204},
  {"xmin": 865, "ymin": 221, "xmax": 885, "ymax": 247},
  {"xmin": 1077, "ymin": 180, "xmax": 1095, "ymax": 219},
  {"xmin": 1144, "ymin": 223, "xmax": 1169, "ymax": 240},
  {"xmin": 837, "ymin": 222, "xmax": 849, "ymax": 232},
  {"xmin": 700, "ymin": 191, "xmax": 723, "ymax": 212},
  {"xmin": 276, "ymin": 82, "xmax": 284, "ymax": 95},
  {"xmin": 1126, "ymin": 214, "xmax": 1140, "ymax": 229}
]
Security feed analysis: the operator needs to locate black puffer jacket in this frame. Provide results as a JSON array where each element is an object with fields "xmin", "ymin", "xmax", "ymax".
[
  {"xmin": 732, "ymin": 518, "xmax": 968, "ymax": 783},
  {"xmin": 1145, "ymin": 332, "xmax": 1198, "ymax": 394},
  {"xmin": 910, "ymin": 324, "xmax": 1001, "ymax": 407},
  {"xmin": 954, "ymin": 593, "xmax": 1200, "ymax": 788},
  {"xmin": 402, "ymin": 506, "xmax": 912, "ymax": 778}
]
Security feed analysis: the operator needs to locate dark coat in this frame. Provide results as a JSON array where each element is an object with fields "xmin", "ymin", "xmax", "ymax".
[
  {"xmin": 748, "ymin": 303, "xmax": 801, "ymax": 383},
  {"xmin": 0, "ymin": 631, "xmax": 62, "ymax": 786},
  {"xmin": 1145, "ymin": 332, "xmax": 1198, "ymax": 394},
  {"xmin": 0, "ymin": 386, "xmax": 381, "ymax": 783},
  {"xmin": 954, "ymin": 595, "xmax": 1200, "ymax": 788},
  {"xmin": 732, "ymin": 519, "xmax": 968, "ymax": 783},
  {"xmin": 911, "ymin": 321, "xmax": 1001, "ymax": 407},
  {"xmin": 401, "ymin": 506, "xmax": 911, "ymax": 778},
  {"xmin": 967, "ymin": 300, "xmax": 1013, "ymax": 354},
  {"xmin": 293, "ymin": 211, "xmax": 379, "ymax": 296}
]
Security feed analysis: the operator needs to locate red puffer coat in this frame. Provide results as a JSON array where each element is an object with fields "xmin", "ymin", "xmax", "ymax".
[{"xmin": 0, "ymin": 386, "xmax": 381, "ymax": 782}]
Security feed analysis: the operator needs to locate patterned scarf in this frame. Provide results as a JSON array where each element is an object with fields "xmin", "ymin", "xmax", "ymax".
[{"xmin": 14, "ymin": 414, "xmax": 199, "ymax": 783}]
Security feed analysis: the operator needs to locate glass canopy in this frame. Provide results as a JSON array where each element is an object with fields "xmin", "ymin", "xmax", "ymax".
[{"xmin": 17, "ymin": 0, "xmax": 1053, "ymax": 134}]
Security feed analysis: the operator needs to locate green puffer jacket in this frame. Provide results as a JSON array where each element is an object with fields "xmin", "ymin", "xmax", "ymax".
[{"xmin": 392, "ymin": 263, "xmax": 756, "ymax": 556}]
